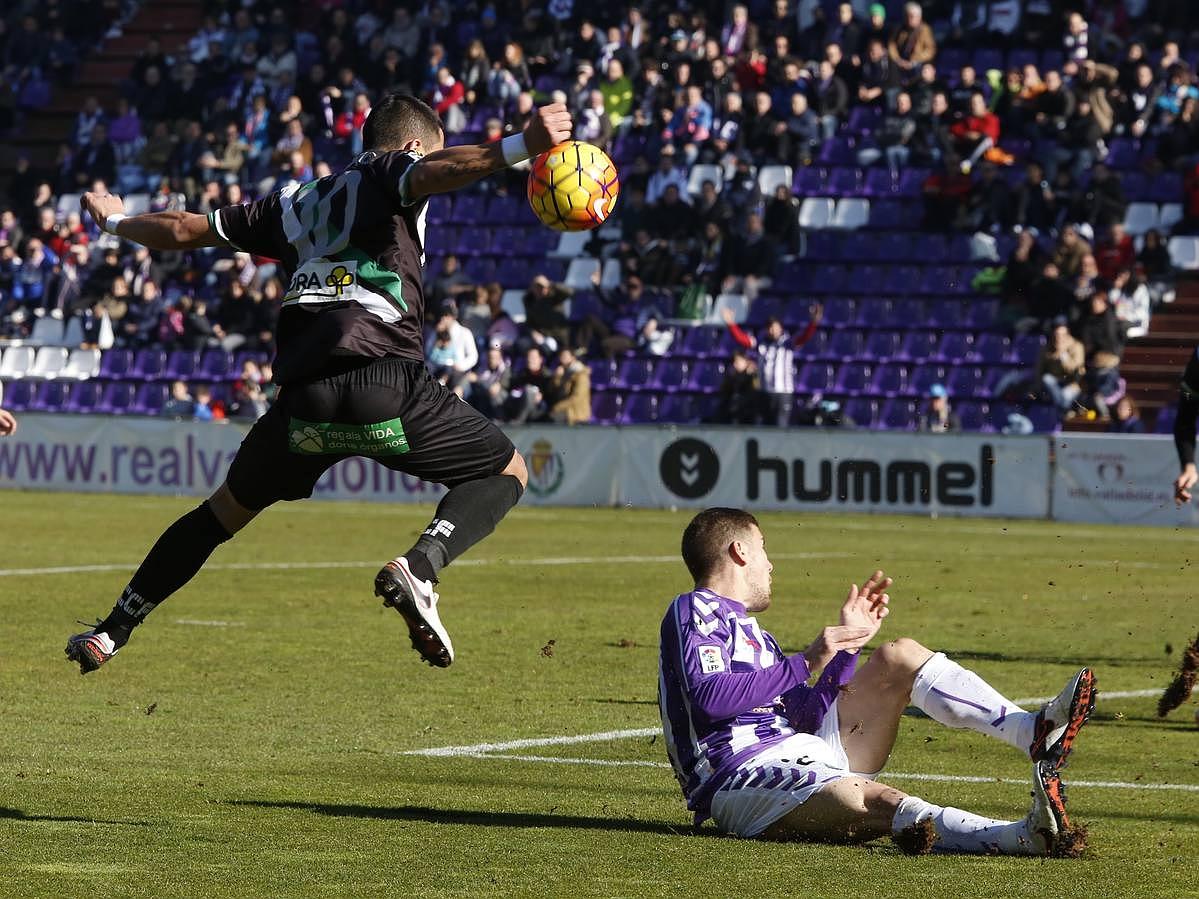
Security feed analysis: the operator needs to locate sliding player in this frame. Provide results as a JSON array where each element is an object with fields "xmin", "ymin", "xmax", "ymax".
[
  {"xmin": 659, "ymin": 508, "xmax": 1096, "ymax": 854},
  {"xmin": 66, "ymin": 95, "xmax": 572, "ymax": 674}
]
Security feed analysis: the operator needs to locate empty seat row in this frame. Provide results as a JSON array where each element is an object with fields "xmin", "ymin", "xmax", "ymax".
[{"xmin": 0, "ymin": 347, "xmax": 101, "ymax": 380}]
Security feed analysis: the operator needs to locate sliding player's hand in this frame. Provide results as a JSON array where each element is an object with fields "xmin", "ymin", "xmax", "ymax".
[
  {"xmin": 840, "ymin": 569, "xmax": 891, "ymax": 641},
  {"xmin": 524, "ymin": 103, "xmax": 573, "ymax": 157},
  {"xmin": 81, "ymin": 192, "xmax": 125, "ymax": 230},
  {"xmin": 1174, "ymin": 464, "xmax": 1197, "ymax": 505},
  {"xmin": 804, "ymin": 625, "xmax": 875, "ymax": 670}
]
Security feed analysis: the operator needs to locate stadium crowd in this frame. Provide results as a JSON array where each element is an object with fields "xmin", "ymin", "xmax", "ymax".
[{"xmin": 1, "ymin": 0, "xmax": 1197, "ymax": 428}]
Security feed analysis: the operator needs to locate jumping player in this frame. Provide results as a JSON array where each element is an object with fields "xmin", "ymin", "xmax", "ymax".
[
  {"xmin": 66, "ymin": 96, "xmax": 573, "ymax": 673},
  {"xmin": 659, "ymin": 508, "xmax": 1096, "ymax": 854}
]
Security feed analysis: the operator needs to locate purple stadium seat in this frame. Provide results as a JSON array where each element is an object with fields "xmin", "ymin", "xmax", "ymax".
[
  {"xmin": 794, "ymin": 166, "xmax": 829, "ymax": 195},
  {"xmin": 450, "ymin": 193, "xmax": 487, "ymax": 224},
  {"xmin": 424, "ymin": 226, "xmax": 457, "ymax": 255},
  {"xmin": 803, "ymin": 231, "xmax": 839, "ymax": 260},
  {"xmin": 820, "ymin": 298, "xmax": 857, "ymax": 328},
  {"xmin": 819, "ymin": 138, "xmax": 857, "ymax": 167},
  {"xmin": 844, "ymin": 398, "xmax": 878, "ymax": 428},
  {"xmin": 879, "ymin": 399, "xmax": 916, "ymax": 431},
  {"xmin": 929, "ymin": 299, "xmax": 968, "ymax": 330},
  {"xmin": 814, "ymin": 264, "xmax": 850, "ymax": 294},
  {"xmin": 486, "ymin": 195, "xmax": 528, "ymax": 226},
  {"xmin": 1, "ymin": 379, "xmax": 33, "ymax": 410},
  {"xmin": 1025, "ymin": 404, "xmax": 1062, "ymax": 433},
  {"xmin": 99, "ymin": 348, "xmax": 133, "ymax": 379},
  {"xmin": 682, "ymin": 326, "xmax": 723, "ymax": 357},
  {"xmin": 836, "ymin": 362, "xmax": 873, "ymax": 394},
  {"xmin": 622, "ymin": 393, "xmax": 658, "ymax": 423},
  {"xmin": 425, "ymin": 194, "xmax": 452, "ymax": 225},
  {"xmin": 902, "ymin": 331, "xmax": 939, "ymax": 361},
  {"xmin": 1040, "ymin": 49, "xmax": 1065, "ymax": 71},
  {"xmin": 30, "ymin": 380, "xmax": 71, "ymax": 411},
  {"xmin": 974, "ymin": 333, "xmax": 1012, "ymax": 364},
  {"xmin": 936, "ymin": 331, "xmax": 975, "ymax": 363},
  {"xmin": 938, "ymin": 48, "xmax": 967, "ymax": 71},
  {"xmin": 1007, "ymin": 48, "xmax": 1038, "ymax": 70},
  {"xmin": 1120, "ymin": 170, "xmax": 1149, "ymax": 201},
  {"xmin": 883, "ymin": 299, "xmax": 925, "ymax": 331},
  {"xmin": 847, "ymin": 106, "xmax": 882, "ymax": 134},
  {"xmin": 65, "ymin": 379, "xmax": 103, "ymax": 413},
  {"xmin": 1012, "ymin": 333, "xmax": 1047, "ymax": 365},
  {"xmin": 200, "ymin": 350, "xmax": 234, "ymax": 379},
  {"xmin": 233, "ymin": 350, "xmax": 269, "ymax": 371},
  {"xmin": 799, "ymin": 362, "xmax": 836, "ymax": 392},
  {"xmin": 865, "ymin": 330, "xmax": 902, "ymax": 359},
  {"xmin": 896, "ymin": 168, "xmax": 931, "ymax": 197},
  {"xmin": 659, "ymin": 394, "xmax": 695, "ymax": 423},
  {"xmin": 956, "ymin": 400, "xmax": 988, "ymax": 431},
  {"xmin": 495, "ymin": 257, "xmax": 533, "ymax": 288},
  {"xmin": 100, "ymin": 381, "xmax": 136, "ymax": 415},
  {"xmin": 588, "ymin": 359, "xmax": 616, "ymax": 390},
  {"xmin": 974, "ymin": 48, "xmax": 1004, "ymax": 72},
  {"xmin": 1149, "ymin": 172, "xmax": 1183, "ymax": 204},
  {"xmin": 875, "ymin": 233, "xmax": 911, "ymax": 261},
  {"xmin": 868, "ymin": 198, "xmax": 905, "ymax": 227},
  {"xmin": 848, "ymin": 263, "xmax": 886, "ymax": 297},
  {"xmin": 616, "ymin": 357, "xmax": 654, "ymax": 390},
  {"xmin": 862, "ymin": 167, "xmax": 898, "ymax": 198},
  {"xmin": 968, "ymin": 298, "xmax": 1000, "ymax": 329},
  {"xmin": 135, "ymin": 382, "xmax": 168, "ymax": 415},
  {"xmin": 1155, "ymin": 404, "xmax": 1177, "ymax": 434},
  {"xmin": 688, "ymin": 360, "xmax": 726, "ymax": 393},
  {"xmin": 746, "ymin": 296, "xmax": 784, "ymax": 327},
  {"xmin": 132, "ymin": 348, "xmax": 167, "ymax": 380},
  {"xmin": 456, "ymin": 226, "xmax": 492, "ymax": 255},
  {"xmin": 825, "ymin": 328, "xmax": 864, "ymax": 359},
  {"xmin": 828, "ymin": 166, "xmax": 863, "ymax": 196},
  {"xmin": 653, "ymin": 358, "xmax": 690, "ymax": 391},
  {"xmin": 591, "ymin": 391, "xmax": 622, "ymax": 424},
  {"xmin": 948, "ymin": 365, "xmax": 987, "ymax": 398},
  {"xmin": 909, "ymin": 363, "xmax": 948, "ymax": 396},
  {"xmin": 794, "ymin": 328, "xmax": 829, "ymax": 360},
  {"xmin": 1104, "ymin": 138, "xmax": 1139, "ymax": 170},
  {"xmin": 872, "ymin": 363, "xmax": 908, "ymax": 396}
]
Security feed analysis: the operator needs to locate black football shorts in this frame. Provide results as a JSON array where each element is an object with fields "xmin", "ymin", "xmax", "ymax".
[{"xmin": 225, "ymin": 356, "xmax": 515, "ymax": 510}]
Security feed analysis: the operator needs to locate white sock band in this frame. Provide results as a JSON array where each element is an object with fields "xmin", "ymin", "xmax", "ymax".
[
  {"xmin": 104, "ymin": 213, "xmax": 128, "ymax": 235},
  {"xmin": 501, "ymin": 133, "xmax": 530, "ymax": 166},
  {"xmin": 911, "ymin": 652, "xmax": 1034, "ymax": 753},
  {"xmin": 893, "ymin": 795, "xmax": 1034, "ymax": 855}
]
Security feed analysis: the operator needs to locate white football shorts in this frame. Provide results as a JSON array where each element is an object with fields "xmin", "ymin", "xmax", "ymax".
[{"xmin": 709, "ymin": 699, "xmax": 875, "ymax": 838}]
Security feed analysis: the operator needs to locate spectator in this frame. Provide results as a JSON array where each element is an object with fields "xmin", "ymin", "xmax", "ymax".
[
  {"xmin": 522, "ymin": 275, "xmax": 572, "ymax": 350},
  {"xmin": 858, "ymin": 38, "xmax": 898, "ymax": 108},
  {"xmin": 545, "ymin": 348, "xmax": 592, "ymax": 425},
  {"xmin": 1064, "ymin": 10, "xmax": 1089, "ymax": 61},
  {"xmin": 645, "ymin": 143, "xmax": 688, "ymax": 203},
  {"xmin": 951, "ymin": 92, "xmax": 1000, "ymax": 173},
  {"xmin": 192, "ymin": 384, "xmax": 217, "ymax": 422},
  {"xmin": 600, "ymin": 59, "xmax": 634, "ymax": 129},
  {"xmin": 1138, "ymin": 229, "xmax": 1175, "ymax": 305},
  {"xmin": 577, "ymin": 90, "xmax": 613, "ymax": 149},
  {"xmin": 1095, "ymin": 223, "xmax": 1135, "ymax": 281},
  {"xmin": 721, "ymin": 304, "xmax": 821, "ymax": 426},
  {"xmin": 1110, "ymin": 268, "xmax": 1151, "ymax": 337},
  {"xmin": 1108, "ymin": 396, "xmax": 1145, "ymax": 433},
  {"xmin": 857, "ymin": 91, "xmax": 917, "ymax": 174},
  {"xmin": 162, "ymin": 380, "xmax": 196, "ymax": 418},
  {"xmin": 505, "ymin": 345, "xmax": 553, "ymax": 424},
  {"xmin": 763, "ymin": 185, "xmax": 801, "ymax": 256},
  {"xmin": 785, "ymin": 92, "xmax": 822, "ymax": 166},
  {"xmin": 888, "ymin": 2, "xmax": 936, "ymax": 82},
  {"xmin": 466, "ymin": 344, "xmax": 511, "ymax": 421},
  {"xmin": 714, "ymin": 349, "xmax": 760, "ymax": 424},
  {"xmin": 917, "ymin": 383, "xmax": 961, "ymax": 433},
  {"xmin": 721, "ymin": 212, "xmax": 777, "ymax": 300},
  {"xmin": 814, "ymin": 58, "xmax": 850, "ymax": 139},
  {"xmin": 1037, "ymin": 316, "xmax": 1087, "ymax": 414},
  {"xmin": 429, "ymin": 255, "xmax": 475, "ymax": 309}
]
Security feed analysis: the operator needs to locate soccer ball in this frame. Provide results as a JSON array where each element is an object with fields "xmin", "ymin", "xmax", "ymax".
[{"xmin": 527, "ymin": 140, "xmax": 619, "ymax": 232}]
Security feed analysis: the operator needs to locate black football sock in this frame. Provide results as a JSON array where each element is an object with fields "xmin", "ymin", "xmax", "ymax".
[
  {"xmin": 97, "ymin": 502, "xmax": 233, "ymax": 646},
  {"xmin": 402, "ymin": 474, "xmax": 524, "ymax": 583}
]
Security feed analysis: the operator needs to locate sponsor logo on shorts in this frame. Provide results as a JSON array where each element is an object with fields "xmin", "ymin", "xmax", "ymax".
[
  {"xmin": 698, "ymin": 645, "xmax": 725, "ymax": 674},
  {"xmin": 287, "ymin": 417, "xmax": 410, "ymax": 456}
]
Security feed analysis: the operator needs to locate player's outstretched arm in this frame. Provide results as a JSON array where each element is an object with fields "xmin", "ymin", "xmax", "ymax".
[
  {"xmin": 81, "ymin": 193, "xmax": 221, "ymax": 251},
  {"xmin": 405, "ymin": 103, "xmax": 572, "ymax": 200}
]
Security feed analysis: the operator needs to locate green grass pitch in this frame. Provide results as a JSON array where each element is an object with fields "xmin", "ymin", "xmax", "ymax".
[{"xmin": 2, "ymin": 490, "xmax": 1197, "ymax": 898}]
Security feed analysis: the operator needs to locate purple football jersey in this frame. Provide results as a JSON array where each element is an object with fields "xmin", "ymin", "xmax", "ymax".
[{"xmin": 658, "ymin": 588, "xmax": 858, "ymax": 823}]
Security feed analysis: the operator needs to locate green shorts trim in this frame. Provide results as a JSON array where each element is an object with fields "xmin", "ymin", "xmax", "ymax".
[{"xmin": 287, "ymin": 416, "xmax": 410, "ymax": 456}]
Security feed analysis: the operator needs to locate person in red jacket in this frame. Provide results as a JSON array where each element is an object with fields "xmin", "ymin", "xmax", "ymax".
[
  {"xmin": 951, "ymin": 92, "xmax": 1000, "ymax": 174},
  {"xmin": 1095, "ymin": 223, "xmax": 1135, "ymax": 281}
]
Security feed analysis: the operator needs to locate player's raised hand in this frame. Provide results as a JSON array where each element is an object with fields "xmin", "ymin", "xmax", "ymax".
[
  {"xmin": 81, "ymin": 192, "xmax": 125, "ymax": 230},
  {"xmin": 0, "ymin": 408, "xmax": 17, "ymax": 436},
  {"xmin": 840, "ymin": 569, "xmax": 891, "ymax": 639},
  {"xmin": 524, "ymin": 103, "xmax": 573, "ymax": 156},
  {"xmin": 1175, "ymin": 463, "xmax": 1197, "ymax": 505}
]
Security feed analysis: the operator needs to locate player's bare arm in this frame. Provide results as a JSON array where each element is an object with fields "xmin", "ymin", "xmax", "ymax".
[
  {"xmin": 405, "ymin": 103, "xmax": 572, "ymax": 199},
  {"xmin": 80, "ymin": 192, "xmax": 221, "ymax": 251}
]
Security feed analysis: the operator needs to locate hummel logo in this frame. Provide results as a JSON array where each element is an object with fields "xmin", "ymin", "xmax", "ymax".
[{"xmin": 660, "ymin": 438, "xmax": 720, "ymax": 499}]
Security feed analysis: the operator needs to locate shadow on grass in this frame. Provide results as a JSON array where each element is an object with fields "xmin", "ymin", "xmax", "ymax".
[
  {"xmin": 0, "ymin": 807, "xmax": 152, "ymax": 827},
  {"xmin": 231, "ymin": 800, "xmax": 707, "ymax": 837}
]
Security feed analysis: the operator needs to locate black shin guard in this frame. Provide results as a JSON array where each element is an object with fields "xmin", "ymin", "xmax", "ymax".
[
  {"xmin": 98, "ymin": 501, "xmax": 233, "ymax": 644},
  {"xmin": 403, "ymin": 474, "xmax": 524, "ymax": 583}
]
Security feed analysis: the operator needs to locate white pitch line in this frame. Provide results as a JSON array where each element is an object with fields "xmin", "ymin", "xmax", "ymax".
[
  {"xmin": 173, "ymin": 619, "xmax": 245, "ymax": 628},
  {"xmin": 403, "ymin": 689, "xmax": 1163, "ymax": 758},
  {"xmin": 0, "ymin": 551, "xmax": 849, "ymax": 578},
  {"xmin": 467, "ymin": 753, "xmax": 1199, "ymax": 793}
]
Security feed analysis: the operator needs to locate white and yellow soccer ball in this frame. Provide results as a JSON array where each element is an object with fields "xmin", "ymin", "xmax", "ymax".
[{"xmin": 527, "ymin": 140, "xmax": 620, "ymax": 232}]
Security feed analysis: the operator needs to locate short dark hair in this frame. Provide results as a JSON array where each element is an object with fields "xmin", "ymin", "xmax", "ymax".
[
  {"xmin": 681, "ymin": 508, "xmax": 760, "ymax": 582},
  {"xmin": 362, "ymin": 93, "xmax": 444, "ymax": 152}
]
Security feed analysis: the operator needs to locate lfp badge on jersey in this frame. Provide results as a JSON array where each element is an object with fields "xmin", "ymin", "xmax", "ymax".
[{"xmin": 697, "ymin": 645, "xmax": 725, "ymax": 674}]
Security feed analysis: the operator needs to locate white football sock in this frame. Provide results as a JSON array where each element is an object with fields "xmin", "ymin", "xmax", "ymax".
[
  {"xmin": 910, "ymin": 652, "xmax": 1035, "ymax": 755},
  {"xmin": 892, "ymin": 796, "xmax": 1039, "ymax": 855}
]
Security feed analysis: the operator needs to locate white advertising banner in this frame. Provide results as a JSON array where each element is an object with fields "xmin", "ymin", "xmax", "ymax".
[
  {"xmin": 620, "ymin": 428, "xmax": 1051, "ymax": 518},
  {"xmin": 0, "ymin": 415, "xmax": 616, "ymax": 506},
  {"xmin": 1052, "ymin": 434, "xmax": 1199, "ymax": 526}
]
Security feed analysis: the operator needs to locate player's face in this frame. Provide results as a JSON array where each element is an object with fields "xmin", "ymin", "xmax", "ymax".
[{"xmin": 741, "ymin": 526, "xmax": 774, "ymax": 612}]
